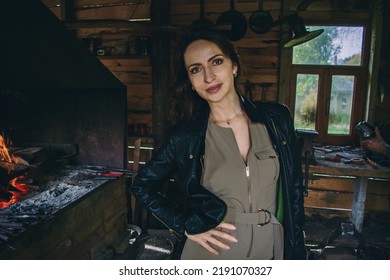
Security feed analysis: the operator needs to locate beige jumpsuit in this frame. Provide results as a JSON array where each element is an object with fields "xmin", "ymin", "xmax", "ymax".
[{"xmin": 180, "ymin": 120, "xmax": 284, "ymax": 260}]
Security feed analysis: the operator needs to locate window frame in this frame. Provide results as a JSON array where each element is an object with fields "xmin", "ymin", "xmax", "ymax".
[{"xmin": 286, "ymin": 21, "xmax": 371, "ymax": 145}]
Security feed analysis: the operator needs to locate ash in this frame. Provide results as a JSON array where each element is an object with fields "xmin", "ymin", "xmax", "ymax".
[{"xmin": 0, "ymin": 165, "xmax": 112, "ymax": 237}]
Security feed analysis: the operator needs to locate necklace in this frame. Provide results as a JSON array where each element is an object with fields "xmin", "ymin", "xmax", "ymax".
[{"xmin": 210, "ymin": 108, "xmax": 242, "ymax": 125}]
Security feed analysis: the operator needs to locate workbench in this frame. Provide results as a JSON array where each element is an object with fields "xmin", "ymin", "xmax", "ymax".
[{"xmin": 307, "ymin": 146, "xmax": 390, "ymax": 233}]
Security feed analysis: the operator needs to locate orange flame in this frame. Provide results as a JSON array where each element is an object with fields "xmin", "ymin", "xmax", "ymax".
[
  {"xmin": 0, "ymin": 134, "xmax": 29, "ymax": 167},
  {"xmin": 0, "ymin": 134, "xmax": 12, "ymax": 163}
]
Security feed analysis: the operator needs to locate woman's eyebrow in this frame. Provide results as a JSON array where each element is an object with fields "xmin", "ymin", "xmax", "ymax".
[
  {"xmin": 188, "ymin": 54, "xmax": 224, "ymax": 69},
  {"xmin": 207, "ymin": 54, "xmax": 224, "ymax": 63}
]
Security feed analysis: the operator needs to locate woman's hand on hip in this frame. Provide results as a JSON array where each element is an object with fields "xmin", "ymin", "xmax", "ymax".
[{"xmin": 185, "ymin": 222, "xmax": 237, "ymax": 255}]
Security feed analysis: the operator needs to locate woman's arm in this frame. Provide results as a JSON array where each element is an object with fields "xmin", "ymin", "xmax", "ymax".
[{"xmin": 131, "ymin": 135, "xmax": 187, "ymax": 237}]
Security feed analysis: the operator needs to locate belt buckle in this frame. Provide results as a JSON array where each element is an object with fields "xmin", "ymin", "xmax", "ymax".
[{"xmin": 257, "ymin": 208, "xmax": 271, "ymax": 227}]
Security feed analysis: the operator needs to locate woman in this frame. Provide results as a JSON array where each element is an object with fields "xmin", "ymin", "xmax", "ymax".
[{"xmin": 131, "ymin": 28, "xmax": 307, "ymax": 260}]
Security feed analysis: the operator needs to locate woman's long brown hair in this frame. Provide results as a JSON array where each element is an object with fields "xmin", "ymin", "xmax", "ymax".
[{"xmin": 170, "ymin": 28, "xmax": 242, "ymax": 125}]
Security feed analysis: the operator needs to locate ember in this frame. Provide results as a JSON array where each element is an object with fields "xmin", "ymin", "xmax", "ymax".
[
  {"xmin": 0, "ymin": 135, "xmax": 34, "ymax": 208},
  {"xmin": 0, "ymin": 176, "xmax": 32, "ymax": 209}
]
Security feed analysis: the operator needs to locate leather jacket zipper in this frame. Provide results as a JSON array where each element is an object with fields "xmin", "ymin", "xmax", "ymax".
[
  {"xmin": 271, "ymin": 119, "xmax": 287, "ymax": 146},
  {"xmin": 151, "ymin": 212, "xmax": 182, "ymax": 241}
]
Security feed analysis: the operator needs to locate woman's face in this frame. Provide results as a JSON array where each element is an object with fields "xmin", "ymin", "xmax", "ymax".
[{"xmin": 183, "ymin": 39, "xmax": 237, "ymax": 104}]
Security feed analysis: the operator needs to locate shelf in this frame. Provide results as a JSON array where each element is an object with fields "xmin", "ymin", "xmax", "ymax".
[
  {"xmin": 65, "ymin": 19, "xmax": 151, "ymax": 30},
  {"xmin": 97, "ymin": 55, "xmax": 149, "ymax": 59},
  {"xmin": 128, "ymin": 110, "xmax": 152, "ymax": 114}
]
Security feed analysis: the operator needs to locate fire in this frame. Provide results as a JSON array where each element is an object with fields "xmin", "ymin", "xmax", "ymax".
[
  {"xmin": 0, "ymin": 134, "xmax": 12, "ymax": 163},
  {"xmin": 0, "ymin": 135, "xmax": 31, "ymax": 208},
  {"xmin": 0, "ymin": 134, "xmax": 29, "ymax": 167}
]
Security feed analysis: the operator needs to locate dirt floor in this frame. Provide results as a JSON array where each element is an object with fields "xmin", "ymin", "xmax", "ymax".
[{"xmin": 304, "ymin": 212, "xmax": 390, "ymax": 260}]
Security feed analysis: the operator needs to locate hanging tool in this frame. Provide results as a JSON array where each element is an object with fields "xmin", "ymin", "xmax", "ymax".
[
  {"xmin": 244, "ymin": 80, "xmax": 254, "ymax": 100},
  {"xmin": 296, "ymin": 129, "xmax": 318, "ymax": 196},
  {"xmin": 259, "ymin": 82, "xmax": 272, "ymax": 101}
]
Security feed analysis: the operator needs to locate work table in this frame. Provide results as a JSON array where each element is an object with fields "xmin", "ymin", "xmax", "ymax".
[{"xmin": 305, "ymin": 145, "xmax": 390, "ymax": 233}]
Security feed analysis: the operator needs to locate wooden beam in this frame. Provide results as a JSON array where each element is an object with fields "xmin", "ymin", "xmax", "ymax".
[
  {"xmin": 60, "ymin": 0, "xmax": 75, "ymax": 21},
  {"xmin": 150, "ymin": 0, "xmax": 171, "ymax": 149}
]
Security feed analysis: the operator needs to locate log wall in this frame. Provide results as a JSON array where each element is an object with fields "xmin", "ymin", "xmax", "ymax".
[{"xmin": 40, "ymin": 0, "xmax": 390, "ymax": 217}]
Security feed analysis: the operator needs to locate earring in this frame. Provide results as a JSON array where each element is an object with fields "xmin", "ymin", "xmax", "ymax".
[
  {"xmin": 234, "ymin": 73, "xmax": 237, "ymax": 78},
  {"xmin": 192, "ymin": 86, "xmax": 195, "ymax": 91}
]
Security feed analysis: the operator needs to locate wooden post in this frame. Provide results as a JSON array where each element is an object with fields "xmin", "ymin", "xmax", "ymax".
[
  {"xmin": 350, "ymin": 176, "xmax": 368, "ymax": 233},
  {"xmin": 150, "ymin": 0, "xmax": 171, "ymax": 150},
  {"xmin": 60, "ymin": 0, "xmax": 75, "ymax": 21}
]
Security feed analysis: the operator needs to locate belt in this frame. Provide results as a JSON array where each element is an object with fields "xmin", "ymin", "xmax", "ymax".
[
  {"xmin": 225, "ymin": 209, "xmax": 278, "ymax": 227},
  {"xmin": 224, "ymin": 209, "xmax": 284, "ymax": 259}
]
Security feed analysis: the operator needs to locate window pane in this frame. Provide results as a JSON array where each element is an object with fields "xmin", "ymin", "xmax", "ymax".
[
  {"xmin": 327, "ymin": 75, "xmax": 354, "ymax": 135},
  {"xmin": 294, "ymin": 74, "xmax": 319, "ymax": 130},
  {"xmin": 292, "ymin": 26, "xmax": 364, "ymax": 66}
]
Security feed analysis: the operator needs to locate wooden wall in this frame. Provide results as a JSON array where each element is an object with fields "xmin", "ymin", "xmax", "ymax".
[{"xmin": 41, "ymin": 0, "xmax": 390, "ymax": 217}]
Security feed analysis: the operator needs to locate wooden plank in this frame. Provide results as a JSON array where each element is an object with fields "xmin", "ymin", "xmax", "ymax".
[
  {"xmin": 367, "ymin": 179, "xmax": 390, "ymax": 195},
  {"xmin": 308, "ymin": 176, "xmax": 354, "ymax": 192},
  {"xmin": 108, "ymin": 67, "xmax": 152, "ymax": 84},
  {"xmin": 304, "ymin": 190, "xmax": 353, "ymax": 210},
  {"xmin": 100, "ymin": 57, "xmax": 150, "ymax": 67},
  {"xmin": 309, "ymin": 164, "xmax": 390, "ymax": 180},
  {"xmin": 127, "ymin": 113, "xmax": 152, "ymax": 128},
  {"xmin": 305, "ymin": 188, "xmax": 389, "ymax": 213},
  {"xmin": 238, "ymin": 69, "xmax": 279, "ymax": 85},
  {"xmin": 42, "ymin": 0, "xmax": 61, "ymax": 6},
  {"xmin": 45, "ymin": 7, "xmax": 62, "ymax": 19},
  {"xmin": 72, "ymin": 23, "xmax": 149, "ymax": 34},
  {"xmin": 365, "ymin": 193, "xmax": 390, "ymax": 212},
  {"xmin": 75, "ymin": 4, "xmax": 150, "ymax": 20},
  {"xmin": 75, "ymin": 0, "xmax": 151, "ymax": 7},
  {"xmin": 126, "ymin": 84, "xmax": 152, "ymax": 111},
  {"xmin": 304, "ymin": 207, "xmax": 351, "ymax": 219}
]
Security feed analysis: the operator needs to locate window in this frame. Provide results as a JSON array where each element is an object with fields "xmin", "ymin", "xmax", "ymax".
[{"xmin": 288, "ymin": 25, "xmax": 369, "ymax": 144}]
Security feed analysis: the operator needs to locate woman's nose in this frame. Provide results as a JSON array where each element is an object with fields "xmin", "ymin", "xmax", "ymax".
[{"xmin": 204, "ymin": 68, "xmax": 215, "ymax": 83}]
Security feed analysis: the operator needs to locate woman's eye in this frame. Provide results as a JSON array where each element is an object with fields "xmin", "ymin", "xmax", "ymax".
[
  {"xmin": 190, "ymin": 66, "xmax": 201, "ymax": 74},
  {"xmin": 213, "ymin": 58, "xmax": 223, "ymax": 65}
]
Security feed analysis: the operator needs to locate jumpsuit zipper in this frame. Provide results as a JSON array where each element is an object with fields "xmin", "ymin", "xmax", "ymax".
[{"xmin": 245, "ymin": 163, "xmax": 254, "ymax": 258}]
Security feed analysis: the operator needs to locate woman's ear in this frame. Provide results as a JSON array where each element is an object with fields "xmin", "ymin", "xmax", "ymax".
[{"xmin": 233, "ymin": 65, "xmax": 238, "ymax": 76}]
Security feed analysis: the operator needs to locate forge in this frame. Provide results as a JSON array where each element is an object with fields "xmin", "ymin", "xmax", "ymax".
[
  {"xmin": 0, "ymin": 164, "xmax": 128, "ymax": 259},
  {"xmin": 0, "ymin": 1, "xmax": 129, "ymax": 259},
  {"xmin": 0, "ymin": 135, "xmax": 130, "ymax": 260}
]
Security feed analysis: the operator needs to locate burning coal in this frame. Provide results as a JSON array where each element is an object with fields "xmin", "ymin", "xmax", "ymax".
[{"xmin": 0, "ymin": 135, "xmax": 31, "ymax": 208}]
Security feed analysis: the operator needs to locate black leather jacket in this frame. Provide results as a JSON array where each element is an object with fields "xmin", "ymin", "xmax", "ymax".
[{"xmin": 131, "ymin": 95, "xmax": 307, "ymax": 259}]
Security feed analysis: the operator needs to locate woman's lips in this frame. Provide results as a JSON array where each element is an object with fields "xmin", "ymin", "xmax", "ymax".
[{"xmin": 206, "ymin": 83, "xmax": 222, "ymax": 93}]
